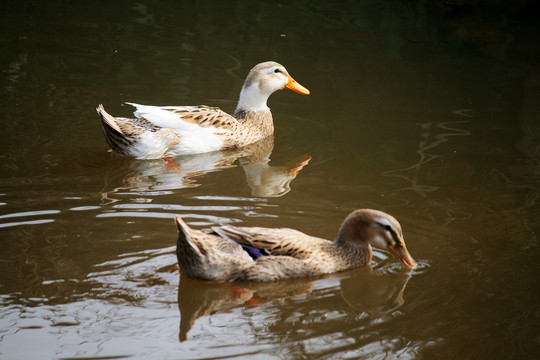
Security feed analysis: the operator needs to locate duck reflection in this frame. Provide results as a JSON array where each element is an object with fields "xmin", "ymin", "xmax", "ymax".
[
  {"xmin": 177, "ymin": 267, "xmax": 412, "ymax": 341},
  {"xmin": 340, "ymin": 266, "xmax": 412, "ymax": 317},
  {"xmin": 101, "ymin": 136, "xmax": 310, "ymax": 201},
  {"xmin": 177, "ymin": 276, "xmax": 313, "ymax": 341}
]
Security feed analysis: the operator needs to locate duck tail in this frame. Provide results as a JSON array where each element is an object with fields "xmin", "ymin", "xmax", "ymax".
[
  {"xmin": 97, "ymin": 104, "xmax": 122, "ymax": 133},
  {"xmin": 175, "ymin": 216, "xmax": 191, "ymax": 236},
  {"xmin": 175, "ymin": 216, "xmax": 202, "ymax": 258},
  {"xmin": 97, "ymin": 104, "xmax": 134, "ymax": 156}
]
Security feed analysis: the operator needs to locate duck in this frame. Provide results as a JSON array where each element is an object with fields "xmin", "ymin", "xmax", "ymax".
[
  {"xmin": 97, "ymin": 61, "xmax": 310, "ymax": 159},
  {"xmin": 174, "ymin": 209, "xmax": 417, "ymax": 282}
]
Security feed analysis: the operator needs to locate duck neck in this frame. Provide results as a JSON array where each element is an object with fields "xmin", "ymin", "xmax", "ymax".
[
  {"xmin": 335, "ymin": 218, "xmax": 366, "ymax": 246},
  {"xmin": 331, "ymin": 239, "xmax": 373, "ymax": 270},
  {"xmin": 334, "ymin": 234, "xmax": 370, "ymax": 252},
  {"xmin": 233, "ymin": 108, "xmax": 274, "ymax": 140},
  {"xmin": 334, "ymin": 220, "xmax": 372, "ymax": 263},
  {"xmin": 235, "ymin": 83, "xmax": 271, "ymax": 114},
  {"xmin": 232, "ymin": 84, "xmax": 275, "ymax": 144}
]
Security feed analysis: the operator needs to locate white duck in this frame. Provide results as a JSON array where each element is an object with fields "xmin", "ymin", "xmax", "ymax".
[{"xmin": 97, "ymin": 61, "xmax": 309, "ymax": 159}]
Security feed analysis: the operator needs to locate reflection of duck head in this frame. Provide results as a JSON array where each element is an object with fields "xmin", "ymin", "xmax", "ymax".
[
  {"xmin": 340, "ymin": 267, "xmax": 412, "ymax": 316},
  {"xmin": 240, "ymin": 154, "xmax": 311, "ymax": 197},
  {"xmin": 177, "ymin": 275, "xmax": 313, "ymax": 341},
  {"xmin": 101, "ymin": 135, "xmax": 310, "ymax": 200}
]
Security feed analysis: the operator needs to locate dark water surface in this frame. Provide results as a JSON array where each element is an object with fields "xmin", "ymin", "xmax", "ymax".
[{"xmin": 1, "ymin": 1, "xmax": 539, "ymax": 359}]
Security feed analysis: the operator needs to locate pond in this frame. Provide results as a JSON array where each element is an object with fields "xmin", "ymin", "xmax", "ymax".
[{"xmin": 1, "ymin": 1, "xmax": 539, "ymax": 359}]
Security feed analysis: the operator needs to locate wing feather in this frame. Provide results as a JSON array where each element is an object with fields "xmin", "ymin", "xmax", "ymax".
[
  {"xmin": 126, "ymin": 103, "xmax": 239, "ymax": 130},
  {"xmin": 212, "ymin": 226, "xmax": 325, "ymax": 259}
]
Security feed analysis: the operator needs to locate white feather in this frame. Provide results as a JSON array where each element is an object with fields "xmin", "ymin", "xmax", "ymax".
[
  {"xmin": 126, "ymin": 103, "xmax": 195, "ymax": 129},
  {"xmin": 375, "ymin": 217, "xmax": 394, "ymax": 229},
  {"xmin": 171, "ymin": 127, "xmax": 224, "ymax": 155},
  {"xmin": 132, "ymin": 133, "xmax": 173, "ymax": 159},
  {"xmin": 235, "ymin": 84, "xmax": 272, "ymax": 112},
  {"xmin": 126, "ymin": 102, "xmax": 225, "ymax": 156}
]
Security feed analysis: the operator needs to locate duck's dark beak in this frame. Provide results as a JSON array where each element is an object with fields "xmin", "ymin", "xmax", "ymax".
[{"xmin": 388, "ymin": 243, "xmax": 417, "ymax": 268}]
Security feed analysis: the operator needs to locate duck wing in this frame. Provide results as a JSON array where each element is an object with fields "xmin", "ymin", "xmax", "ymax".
[
  {"xmin": 126, "ymin": 102, "xmax": 239, "ymax": 132},
  {"xmin": 212, "ymin": 226, "xmax": 325, "ymax": 259}
]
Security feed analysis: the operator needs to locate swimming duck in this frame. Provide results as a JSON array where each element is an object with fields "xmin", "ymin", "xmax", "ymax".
[
  {"xmin": 97, "ymin": 61, "xmax": 309, "ymax": 159},
  {"xmin": 175, "ymin": 209, "xmax": 416, "ymax": 282}
]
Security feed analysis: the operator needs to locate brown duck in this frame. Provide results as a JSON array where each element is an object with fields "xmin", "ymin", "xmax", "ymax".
[{"xmin": 175, "ymin": 209, "xmax": 416, "ymax": 282}]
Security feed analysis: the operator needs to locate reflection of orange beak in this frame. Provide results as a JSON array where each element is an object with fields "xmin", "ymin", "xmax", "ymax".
[
  {"xmin": 388, "ymin": 244, "xmax": 417, "ymax": 268},
  {"xmin": 285, "ymin": 75, "xmax": 310, "ymax": 95}
]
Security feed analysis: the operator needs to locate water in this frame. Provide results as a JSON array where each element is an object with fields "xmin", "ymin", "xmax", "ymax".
[{"xmin": 1, "ymin": 0, "xmax": 539, "ymax": 359}]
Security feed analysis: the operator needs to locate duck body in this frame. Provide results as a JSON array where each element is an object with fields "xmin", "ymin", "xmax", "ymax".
[
  {"xmin": 97, "ymin": 61, "xmax": 309, "ymax": 159},
  {"xmin": 175, "ymin": 209, "xmax": 417, "ymax": 282}
]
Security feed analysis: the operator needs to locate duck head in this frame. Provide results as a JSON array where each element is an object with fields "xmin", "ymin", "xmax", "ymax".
[
  {"xmin": 336, "ymin": 209, "xmax": 417, "ymax": 268},
  {"xmin": 236, "ymin": 61, "xmax": 309, "ymax": 113}
]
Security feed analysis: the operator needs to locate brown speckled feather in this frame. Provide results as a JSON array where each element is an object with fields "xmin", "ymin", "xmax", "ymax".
[
  {"xmin": 175, "ymin": 209, "xmax": 416, "ymax": 283},
  {"xmin": 167, "ymin": 106, "xmax": 240, "ymax": 129},
  {"xmin": 175, "ymin": 217, "xmax": 253, "ymax": 282},
  {"xmin": 213, "ymin": 225, "xmax": 371, "ymax": 280},
  {"xmin": 212, "ymin": 226, "xmax": 323, "ymax": 259}
]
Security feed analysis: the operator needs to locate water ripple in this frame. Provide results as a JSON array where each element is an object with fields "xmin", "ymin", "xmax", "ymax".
[
  {"xmin": 0, "ymin": 219, "xmax": 55, "ymax": 229},
  {"xmin": 96, "ymin": 211, "xmax": 178, "ymax": 219},
  {"xmin": 193, "ymin": 195, "xmax": 267, "ymax": 203},
  {"xmin": 0, "ymin": 210, "xmax": 60, "ymax": 228},
  {"xmin": 96, "ymin": 212, "xmax": 238, "ymax": 224},
  {"xmin": 0, "ymin": 210, "xmax": 61, "ymax": 220},
  {"xmin": 112, "ymin": 203, "xmax": 252, "ymax": 212}
]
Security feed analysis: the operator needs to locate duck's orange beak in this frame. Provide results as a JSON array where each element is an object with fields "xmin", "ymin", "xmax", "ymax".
[
  {"xmin": 388, "ymin": 243, "xmax": 417, "ymax": 269},
  {"xmin": 285, "ymin": 75, "xmax": 310, "ymax": 95}
]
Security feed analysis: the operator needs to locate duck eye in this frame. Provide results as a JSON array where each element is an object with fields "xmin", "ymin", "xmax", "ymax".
[{"xmin": 274, "ymin": 68, "xmax": 281, "ymax": 73}]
